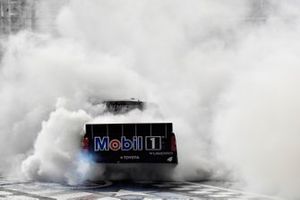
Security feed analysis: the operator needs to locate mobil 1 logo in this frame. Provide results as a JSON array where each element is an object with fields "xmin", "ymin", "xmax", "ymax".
[{"xmin": 145, "ymin": 136, "xmax": 161, "ymax": 151}]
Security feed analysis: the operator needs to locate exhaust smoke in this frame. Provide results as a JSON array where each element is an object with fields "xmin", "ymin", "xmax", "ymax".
[{"xmin": 0, "ymin": 0, "xmax": 300, "ymax": 198}]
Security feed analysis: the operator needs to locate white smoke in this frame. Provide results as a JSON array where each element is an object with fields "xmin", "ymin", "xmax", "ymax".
[
  {"xmin": 0, "ymin": 0, "xmax": 300, "ymax": 198},
  {"xmin": 214, "ymin": 66, "xmax": 300, "ymax": 199},
  {"xmin": 212, "ymin": 20, "xmax": 300, "ymax": 198},
  {"xmin": 0, "ymin": 30, "xmax": 146, "ymax": 181},
  {"xmin": 21, "ymin": 104, "xmax": 91, "ymax": 183}
]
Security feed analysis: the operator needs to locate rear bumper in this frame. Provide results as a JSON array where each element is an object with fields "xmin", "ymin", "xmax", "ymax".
[
  {"xmin": 85, "ymin": 163, "xmax": 177, "ymax": 181},
  {"xmin": 82, "ymin": 150, "xmax": 178, "ymax": 164}
]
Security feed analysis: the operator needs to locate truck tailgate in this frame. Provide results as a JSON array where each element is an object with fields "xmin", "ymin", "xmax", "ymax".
[{"xmin": 84, "ymin": 123, "xmax": 178, "ymax": 164}]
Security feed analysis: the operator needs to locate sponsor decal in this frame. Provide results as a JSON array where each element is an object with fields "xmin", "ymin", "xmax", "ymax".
[
  {"xmin": 121, "ymin": 155, "xmax": 140, "ymax": 160},
  {"xmin": 94, "ymin": 136, "xmax": 161, "ymax": 152}
]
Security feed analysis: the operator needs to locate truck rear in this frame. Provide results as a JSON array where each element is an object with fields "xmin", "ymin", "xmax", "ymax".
[{"xmin": 81, "ymin": 123, "xmax": 178, "ymax": 164}]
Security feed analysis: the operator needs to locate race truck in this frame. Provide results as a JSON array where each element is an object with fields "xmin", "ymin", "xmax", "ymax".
[{"xmin": 81, "ymin": 100, "xmax": 178, "ymax": 165}]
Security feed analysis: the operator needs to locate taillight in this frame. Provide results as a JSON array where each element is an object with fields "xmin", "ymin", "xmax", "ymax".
[
  {"xmin": 82, "ymin": 137, "xmax": 89, "ymax": 151},
  {"xmin": 171, "ymin": 134, "xmax": 177, "ymax": 152}
]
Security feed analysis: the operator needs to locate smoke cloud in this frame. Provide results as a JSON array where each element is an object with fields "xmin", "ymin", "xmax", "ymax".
[{"xmin": 0, "ymin": 0, "xmax": 300, "ymax": 198}]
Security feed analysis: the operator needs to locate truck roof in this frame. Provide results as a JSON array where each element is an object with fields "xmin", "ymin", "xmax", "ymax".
[{"xmin": 103, "ymin": 99, "xmax": 145, "ymax": 114}]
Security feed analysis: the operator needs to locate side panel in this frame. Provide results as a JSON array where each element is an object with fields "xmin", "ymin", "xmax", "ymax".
[{"xmin": 85, "ymin": 123, "xmax": 178, "ymax": 164}]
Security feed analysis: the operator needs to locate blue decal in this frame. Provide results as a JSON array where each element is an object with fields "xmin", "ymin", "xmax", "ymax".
[
  {"xmin": 94, "ymin": 136, "xmax": 109, "ymax": 151},
  {"xmin": 94, "ymin": 136, "xmax": 144, "ymax": 151}
]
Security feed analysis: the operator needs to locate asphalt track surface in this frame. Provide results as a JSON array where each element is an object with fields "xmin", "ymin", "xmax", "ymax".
[{"xmin": 0, "ymin": 177, "xmax": 282, "ymax": 200}]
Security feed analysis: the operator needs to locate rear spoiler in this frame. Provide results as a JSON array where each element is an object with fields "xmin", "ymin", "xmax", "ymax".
[{"xmin": 82, "ymin": 123, "xmax": 178, "ymax": 164}]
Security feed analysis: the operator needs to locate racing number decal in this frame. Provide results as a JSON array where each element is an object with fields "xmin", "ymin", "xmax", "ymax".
[{"xmin": 145, "ymin": 136, "xmax": 161, "ymax": 151}]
